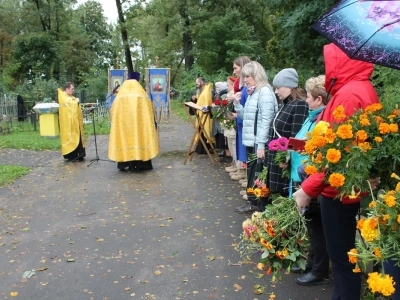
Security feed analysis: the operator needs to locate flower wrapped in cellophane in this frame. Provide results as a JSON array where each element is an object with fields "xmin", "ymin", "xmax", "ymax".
[
  {"xmin": 246, "ymin": 164, "xmax": 270, "ymax": 201},
  {"xmin": 303, "ymin": 103, "xmax": 400, "ymax": 200},
  {"xmin": 236, "ymin": 196, "xmax": 308, "ymax": 282}
]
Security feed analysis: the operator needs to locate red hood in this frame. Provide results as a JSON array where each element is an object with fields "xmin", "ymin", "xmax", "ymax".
[{"xmin": 324, "ymin": 43, "xmax": 375, "ymax": 96}]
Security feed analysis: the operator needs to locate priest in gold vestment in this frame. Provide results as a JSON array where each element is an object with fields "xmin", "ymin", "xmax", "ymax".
[
  {"xmin": 194, "ymin": 79, "xmax": 213, "ymax": 154},
  {"xmin": 108, "ymin": 72, "xmax": 159, "ymax": 171},
  {"xmin": 58, "ymin": 82, "xmax": 86, "ymax": 161}
]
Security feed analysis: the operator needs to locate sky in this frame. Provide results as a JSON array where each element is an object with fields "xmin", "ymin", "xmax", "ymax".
[{"xmin": 77, "ymin": 0, "xmax": 118, "ymax": 23}]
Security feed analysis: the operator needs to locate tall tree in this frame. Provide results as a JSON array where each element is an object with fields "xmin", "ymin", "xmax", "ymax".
[{"xmin": 115, "ymin": 0, "xmax": 133, "ymax": 73}]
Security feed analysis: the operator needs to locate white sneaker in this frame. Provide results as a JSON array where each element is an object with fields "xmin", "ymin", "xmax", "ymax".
[
  {"xmin": 241, "ymin": 181, "xmax": 248, "ymax": 188},
  {"xmin": 231, "ymin": 171, "xmax": 246, "ymax": 181},
  {"xmin": 225, "ymin": 166, "xmax": 237, "ymax": 173},
  {"xmin": 242, "ymin": 194, "xmax": 248, "ymax": 201},
  {"xmin": 239, "ymin": 178, "xmax": 247, "ymax": 184}
]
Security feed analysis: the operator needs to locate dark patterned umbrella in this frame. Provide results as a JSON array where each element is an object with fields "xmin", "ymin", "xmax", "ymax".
[{"xmin": 311, "ymin": 0, "xmax": 400, "ymax": 69}]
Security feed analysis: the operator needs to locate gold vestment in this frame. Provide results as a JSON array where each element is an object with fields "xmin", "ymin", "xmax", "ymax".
[
  {"xmin": 108, "ymin": 80, "xmax": 159, "ymax": 162},
  {"xmin": 58, "ymin": 89, "xmax": 85, "ymax": 156}
]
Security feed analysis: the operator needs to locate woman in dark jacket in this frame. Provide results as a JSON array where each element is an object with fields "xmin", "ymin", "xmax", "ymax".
[{"xmin": 265, "ymin": 68, "xmax": 308, "ymax": 202}]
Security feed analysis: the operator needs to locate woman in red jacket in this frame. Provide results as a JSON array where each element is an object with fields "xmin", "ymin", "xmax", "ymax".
[{"xmin": 293, "ymin": 43, "xmax": 380, "ymax": 300}]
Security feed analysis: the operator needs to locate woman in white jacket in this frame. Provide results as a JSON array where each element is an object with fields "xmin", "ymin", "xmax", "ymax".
[
  {"xmin": 233, "ymin": 61, "xmax": 277, "ymax": 213},
  {"xmin": 233, "ymin": 61, "xmax": 277, "ymax": 159}
]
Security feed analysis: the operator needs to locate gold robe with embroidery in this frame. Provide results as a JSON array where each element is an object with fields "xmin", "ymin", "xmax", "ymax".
[
  {"xmin": 108, "ymin": 80, "xmax": 159, "ymax": 162},
  {"xmin": 195, "ymin": 83, "xmax": 213, "ymax": 144},
  {"xmin": 58, "ymin": 89, "xmax": 85, "ymax": 155}
]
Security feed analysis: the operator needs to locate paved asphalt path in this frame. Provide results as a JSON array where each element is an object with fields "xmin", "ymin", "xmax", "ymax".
[{"xmin": 0, "ymin": 113, "xmax": 333, "ymax": 299}]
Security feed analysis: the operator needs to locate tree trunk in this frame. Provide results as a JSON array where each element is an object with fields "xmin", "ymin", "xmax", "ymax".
[
  {"xmin": 115, "ymin": 0, "xmax": 133, "ymax": 74},
  {"xmin": 179, "ymin": 3, "xmax": 194, "ymax": 71}
]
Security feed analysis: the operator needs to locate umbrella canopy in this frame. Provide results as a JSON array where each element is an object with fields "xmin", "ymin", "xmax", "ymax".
[{"xmin": 311, "ymin": 0, "xmax": 400, "ymax": 69}]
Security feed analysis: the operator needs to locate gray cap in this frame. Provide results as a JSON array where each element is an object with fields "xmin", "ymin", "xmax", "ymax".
[{"xmin": 272, "ymin": 68, "xmax": 298, "ymax": 88}]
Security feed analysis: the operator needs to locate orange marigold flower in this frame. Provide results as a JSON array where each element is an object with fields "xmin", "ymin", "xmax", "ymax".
[
  {"xmin": 358, "ymin": 142, "xmax": 372, "ymax": 152},
  {"xmin": 352, "ymin": 267, "xmax": 361, "ymax": 273},
  {"xmin": 324, "ymin": 128, "xmax": 337, "ymax": 143},
  {"xmin": 326, "ymin": 149, "xmax": 341, "ymax": 163},
  {"xmin": 357, "ymin": 218, "xmax": 365, "ymax": 230},
  {"xmin": 304, "ymin": 140, "xmax": 317, "ymax": 154},
  {"xmin": 384, "ymin": 194, "xmax": 396, "ymax": 207},
  {"xmin": 336, "ymin": 124, "xmax": 353, "ymax": 139},
  {"xmin": 266, "ymin": 267, "xmax": 272, "ymax": 275},
  {"xmin": 374, "ymin": 136, "xmax": 383, "ymax": 143},
  {"xmin": 356, "ymin": 130, "xmax": 368, "ymax": 142},
  {"xmin": 368, "ymin": 218, "xmax": 378, "ymax": 229},
  {"xmin": 359, "ymin": 116, "xmax": 371, "ymax": 126},
  {"xmin": 313, "ymin": 136, "xmax": 328, "ymax": 148},
  {"xmin": 260, "ymin": 186, "xmax": 270, "ymax": 197},
  {"xmin": 389, "ymin": 123, "xmax": 398, "ymax": 133},
  {"xmin": 368, "ymin": 201, "xmax": 377, "ymax": 208},
  {"xmin": 373, "ymin": 247, "xmax": 382, "ymax": 258},
  {"xmin": 365, "ymin": 103, "xmax": 383, "ymax": 112},
  {"xmin": 254, "ymin": 188, "xmax": 262, "ymax": 198},
  {"xmin": 396, "ymin": 182, "xmax": 400, "ymax": 192},
  {"xmin": 313, "ymin": 152, "xmax": 323, "ymax": 164},
  {"xmin": 375, "ymin": 115, "xmax": 384, "ymax": 124},
  {"xmin": 328, "ymin": 173, "xmax": 345, "ymax": 187},
  {"xmin": 304, "ymin": 165, "xmax": 318, "ymax": 175},
  {"xmin": 348, "ymin": 248, "xmax": 358, "ymax": 264},
  {"xmin": 379, "ymin": 123, "xmax": 391, "ymax": 134},
  {"xmin": 397, "ymin": 215, "xmax": 400, "ymax": 224},
  {"xmin": 261, "ymin": 238, "xmax": 273, "ymax": 250},
  {"xmin": 257, "ymin": 262, "xmax": 265, "ymax": 270},
  {"xmin": 247, "ymin": 188, "xmax": 254, "ymax": 194},
  {"xmin": 333, "ymin": 105, "xmax": 347, "ymax": 122}
]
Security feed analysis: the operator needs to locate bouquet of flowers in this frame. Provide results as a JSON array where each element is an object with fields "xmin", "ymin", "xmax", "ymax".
[
  {"xmin": 246, "ymin": 164, "xmax": 269, "ymax": 200},
  {"xmin": 211, "ymin": 99, "xmax": 234, "ymax": 124},
  {"xmin": 268, "ymin": 137, "xmax": 290, "ymax": 179},
  {"xmin": 236, "ymin": 196, "xmax": 308, "ymax": 282},
  {"xmin": 303, "ymin": 103, "xmax": 400, "ymax": 200},
  {"xmin": 348, "ymin": 173, "xmax": 400, "ymax": 298}
]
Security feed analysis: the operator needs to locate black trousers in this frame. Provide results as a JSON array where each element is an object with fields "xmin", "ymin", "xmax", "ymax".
[
  {"xmin": 320, "ymin": 196, "xmax": 360, "ymax": 300},
  {"xmin": 303, "ymin": 200, "xmax": 329, "ymax": 278}
]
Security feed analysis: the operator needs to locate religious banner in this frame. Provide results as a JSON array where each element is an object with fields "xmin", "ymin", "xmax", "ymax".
[
  {"xmin": 106, "ymin": 69, "xmax": 128, "ymax": 109},
  {"xmin": 145, "ymin": 68, "xmax": 170, "ymax": 123}
]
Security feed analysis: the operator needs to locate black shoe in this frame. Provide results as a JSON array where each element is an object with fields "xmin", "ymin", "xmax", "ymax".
[
  {"xmin": 295, "ymin": 272, "xmax": 329, "ymax": 286},
  {"xmin": 291, "ymin": 266, "xmax": 312, "ymax": 274},
  {"xmin": 234, "ymin": 203, "xmax": 248, "ymax": 212},
  {"xmin": 235, "ymin": 202, "xmax": 260, "ymax": 214},
  {"xmin": 220, "ymin": 156, "xmax": 233, "ymax": 163}
]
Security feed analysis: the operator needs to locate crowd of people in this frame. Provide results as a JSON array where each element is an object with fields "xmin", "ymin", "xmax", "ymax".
[
  {"xmin": 57, "ymin": 42, "xmax": 381, "ymax": 299},
  {"xmin": 191, "ymin": 44, "xmax": 381, "ymax": 300}
]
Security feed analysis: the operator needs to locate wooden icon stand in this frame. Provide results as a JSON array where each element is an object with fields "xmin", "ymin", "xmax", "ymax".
[{"xmin": 183, "ymin": 102, "xmax": 219, "ymax": 165}]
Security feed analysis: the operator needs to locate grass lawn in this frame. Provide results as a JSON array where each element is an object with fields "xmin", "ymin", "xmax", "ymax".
[
  {"xmin": 0, "ymin": 131, "xmax": 61, "ymax": 151},
  {"xmin": 0, "ymin": 165, "xmax": 30, "ymax": 187}
]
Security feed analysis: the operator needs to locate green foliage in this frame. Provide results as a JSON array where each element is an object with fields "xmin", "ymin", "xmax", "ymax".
[
  {"xmin": 0, "ymin": 165, "xmax": 30, "ymax": 187},
  {"xmin": 10, "ymin": 33, "xmax": 58, "ymax": 83},
  {"xmin": 16, "ymin": 78, "xmax": 59, "ymax": 108}
]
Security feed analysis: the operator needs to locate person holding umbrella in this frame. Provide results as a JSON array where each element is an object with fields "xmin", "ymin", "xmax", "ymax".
[{"xmin": 293, "ymin": 43, "xmax": 380, "ymax": 300}]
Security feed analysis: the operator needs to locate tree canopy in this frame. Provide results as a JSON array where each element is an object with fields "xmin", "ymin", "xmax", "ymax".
[{"xmin": 0, "ymin": 0, "xmax": 399, "ymax": 104}]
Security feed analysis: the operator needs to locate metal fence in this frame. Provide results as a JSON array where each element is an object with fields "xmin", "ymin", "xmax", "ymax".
[{"xmin": 0, "ymin": 94, "xmax": 109, "ymax": 135}]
